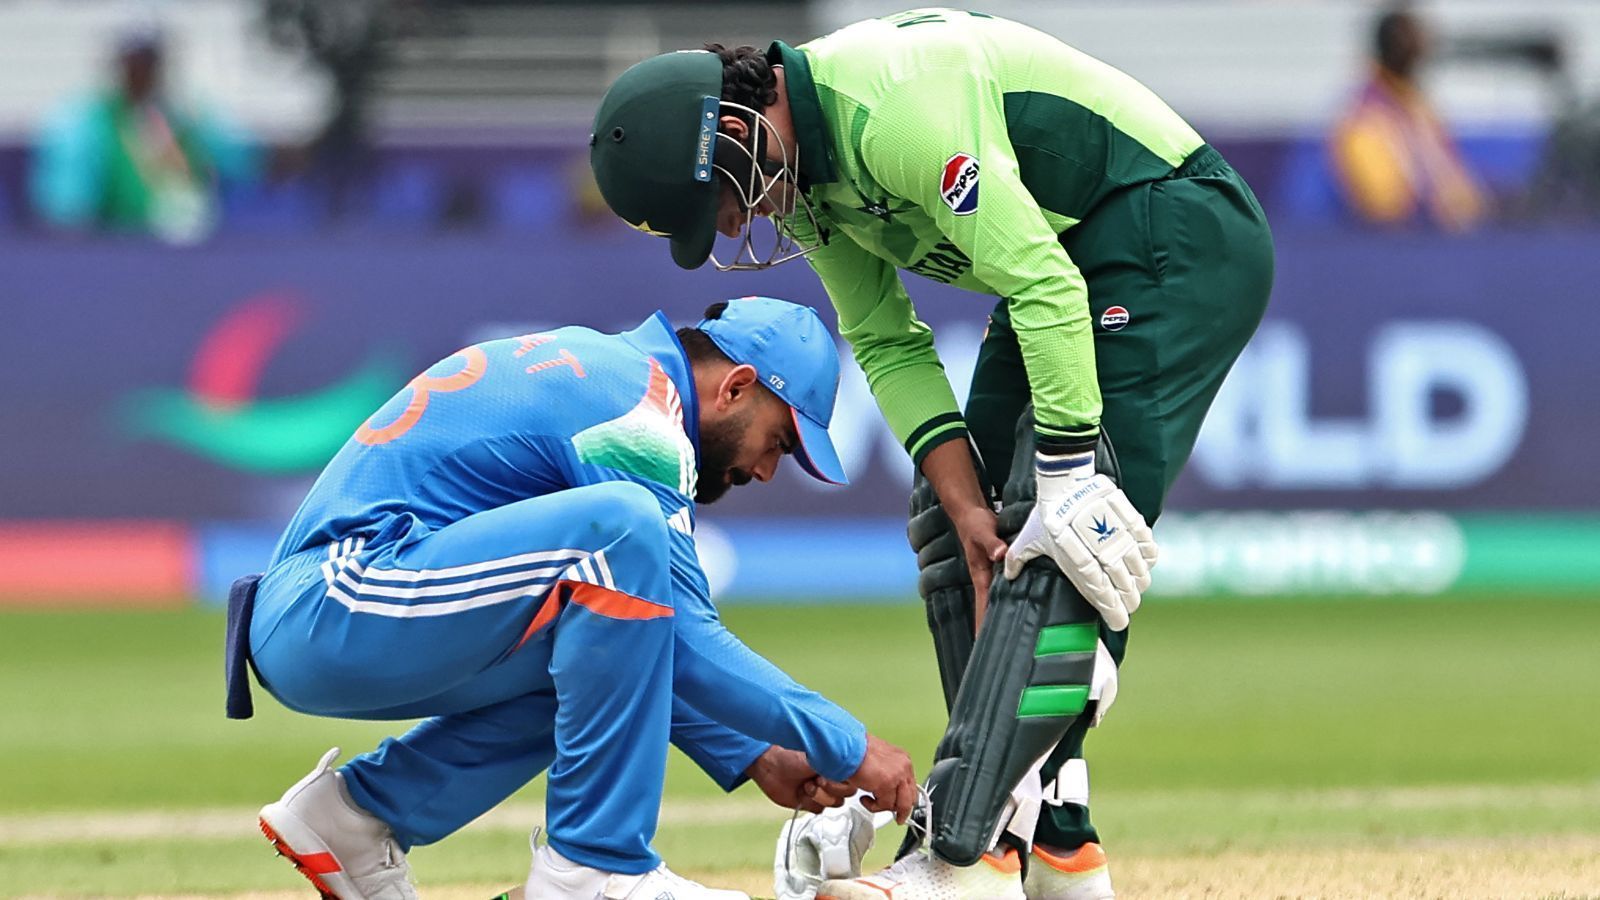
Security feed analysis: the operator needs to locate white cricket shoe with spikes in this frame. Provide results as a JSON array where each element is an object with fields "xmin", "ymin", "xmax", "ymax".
[
  {"xmin": 816, "ymin": 846, "xmax": 1026, "ymax": 900},
  {"xmin": 257, "ymin": 747, "xmax": 418, "ymax": 900},
  {"xmin": 525, "ymin": 829, "xmax": 750, "ymax": 900}
]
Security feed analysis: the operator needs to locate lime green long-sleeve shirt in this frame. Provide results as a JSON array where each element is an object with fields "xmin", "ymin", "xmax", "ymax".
[{"xmin": 774, "ymin": 9, "xmax": 1204, "ymax": 463}]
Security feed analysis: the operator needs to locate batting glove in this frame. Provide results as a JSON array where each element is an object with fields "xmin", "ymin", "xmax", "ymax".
[
  {"xmin": 1002, "ymin": 450, "xmax": 1158, "ymax": 631},
  {"xmin": 774, "ymin": 795, "xmax": 888, "ymax": 900}
]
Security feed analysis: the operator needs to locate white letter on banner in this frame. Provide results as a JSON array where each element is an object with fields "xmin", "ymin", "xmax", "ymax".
[
  {"xmin": 1257, "ymin": 324, "xmax": 1371, "ymax": 488},
  {"xmin": 1193, "ymin": 323, "xmax": 1371, "ymax": 489},
  {"xmin": 1372, "ymin": 322, "xmax": 1528, "ymax": 488}
]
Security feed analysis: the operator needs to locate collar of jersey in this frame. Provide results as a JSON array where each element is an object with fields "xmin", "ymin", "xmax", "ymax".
[
  {"xmin": 622, "ymin": 311, "xmax": 701, "ymax": 459},
  {"xmin": 766, "ymin": 41, "xmax": 837, "ymax": 188}
]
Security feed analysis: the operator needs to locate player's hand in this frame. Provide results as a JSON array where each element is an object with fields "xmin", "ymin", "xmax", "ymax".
[
  {"xmin": 747, "ymin": 746, "xmax": 853, "ymax": 814},
  {"xmin": 845, "ymin": 733, "xmax": 917, "ymax": 824},
  {"xmin": 950, "ymin": 504, "xmax": 1007, "ymax": 632},
  {"xmin": 1002, "ymin": 451, "xmax": 1157, "ymax": 631}
]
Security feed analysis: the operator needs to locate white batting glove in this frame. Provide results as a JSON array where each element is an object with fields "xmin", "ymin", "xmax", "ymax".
[
  {"xmin": 1002, "ymin": 450, "xmax": 1158, "ymax": 631},
  {"xmin": 774, "ymin": 795, "xmax": 889, "ymax": 900}
]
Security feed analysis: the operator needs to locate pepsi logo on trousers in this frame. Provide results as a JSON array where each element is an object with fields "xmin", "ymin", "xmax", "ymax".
[{"xmin": 1100, "ymin": 306, "xmax": 1130, "ymax": 331}]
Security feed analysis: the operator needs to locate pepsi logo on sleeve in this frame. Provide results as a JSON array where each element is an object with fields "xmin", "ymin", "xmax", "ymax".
[{"xmin": 941, "ymin": 153, "xmax": 980, "ymax": 215}]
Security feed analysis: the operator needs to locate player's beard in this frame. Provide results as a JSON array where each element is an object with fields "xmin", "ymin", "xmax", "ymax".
[{"xmin": 695, "ymin": 407, "xmax": 754, "ymax": 505}]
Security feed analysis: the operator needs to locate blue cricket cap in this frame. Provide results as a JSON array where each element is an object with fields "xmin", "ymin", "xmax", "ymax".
[{"xmin": 698, "ymin": 296, "xmax": 848, "ymax": 486}]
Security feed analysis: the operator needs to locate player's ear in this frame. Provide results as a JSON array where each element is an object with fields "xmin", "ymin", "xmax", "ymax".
[
  {"xmin": 718, "ymin": 115, "xmax": 750, "ymax": 141},
  {"xmin": 720, "ymin": 363, "xmax": 760, "ymax": 406}
]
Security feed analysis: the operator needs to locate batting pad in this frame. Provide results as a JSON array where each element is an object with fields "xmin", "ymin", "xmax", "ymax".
[
  {"xmin": 908, "ymin": 472, "xmax": 978, "ymax": 712},
  {"xmin": 919, "ymin": 406, "xmax": 1119, "ymax": 865},
  {"xmin": 923, "ymin": 553, "xmax": 1101, "ymax": 865}
]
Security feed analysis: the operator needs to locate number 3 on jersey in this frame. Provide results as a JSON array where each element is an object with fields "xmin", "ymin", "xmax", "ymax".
[{"xmin": 355, "ymin": 346, "xmax": 488, "ymax": 445}]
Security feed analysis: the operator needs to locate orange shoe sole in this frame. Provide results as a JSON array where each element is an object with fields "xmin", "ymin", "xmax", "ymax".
[{"xmin": 259, "ymin": 816, "xmax": 342, "ymax": 899}]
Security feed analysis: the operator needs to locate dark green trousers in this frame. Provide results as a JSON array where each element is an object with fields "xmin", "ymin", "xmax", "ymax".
[{"xmin": 962, "ymin": 145, "xmax": 1274, "ymax": 849}]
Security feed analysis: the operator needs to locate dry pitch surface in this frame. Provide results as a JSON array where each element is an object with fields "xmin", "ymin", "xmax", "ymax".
[{"xmin": 42, "ymin": 837, "xmax": 1600, "ymax": 900}]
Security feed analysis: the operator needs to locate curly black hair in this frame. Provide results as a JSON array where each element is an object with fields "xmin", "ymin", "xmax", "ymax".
[
  {"xmin": 704, "ymin": 43, "xmax": 778, "ymax": 112},
  {"xmin": 676, "ymin": 302, "xmax": 733, "ymax": 364}
]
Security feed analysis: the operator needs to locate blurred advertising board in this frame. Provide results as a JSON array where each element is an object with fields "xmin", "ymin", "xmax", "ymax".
[{"xmin": 2, "ymin": 227, "xmax": 1596, "ymax": 600}]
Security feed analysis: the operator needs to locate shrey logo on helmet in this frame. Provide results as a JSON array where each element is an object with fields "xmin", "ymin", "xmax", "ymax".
[
  {"xmin": 693, "ymin": 95, "xmax": 718, "ymax": 182},
  {"xmin": 940, "ymin": 153, "xmax": 980, "ymax": 215}
]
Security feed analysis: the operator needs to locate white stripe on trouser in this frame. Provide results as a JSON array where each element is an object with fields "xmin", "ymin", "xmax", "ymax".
[
  {"xmin": 319, "ymin": 540, "xmax": 619, "ymax": 620},
  {"xmin": 993, "ymin": 753, "xmax": 1049, "ymax": 852},
  {"xmin": 321, "ymin": 536, "xmax": 367, "ymax": 586},
  {"xmin": 332, "ymin": 561, "xmax": 572, "ymax": 599},
  {"xmin": 592, "ymin": 550, "xmax": 616, "ymax": 590}
]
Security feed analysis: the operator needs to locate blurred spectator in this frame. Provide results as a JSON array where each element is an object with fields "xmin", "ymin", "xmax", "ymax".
[
  {"xmin": 263, "ymin": 0, "xmax": 393, "ymax": 221},
  {"xmin": 29, "ymin": 25, "xmax": 258, "ymax": 243},
  {"xmin": 1329, "ymin": 6, "xmax": 1488, "ymax": 231}
]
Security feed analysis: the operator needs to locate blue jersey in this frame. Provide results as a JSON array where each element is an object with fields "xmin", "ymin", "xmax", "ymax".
[{"xmin": 268, "ymin": 312, "xmax": 867, "ymax": 785}]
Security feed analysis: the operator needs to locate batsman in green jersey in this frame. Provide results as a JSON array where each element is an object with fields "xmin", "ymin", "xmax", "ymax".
[{"xmin": 591, "ymin": 9, "xmax": 1273, "ymax": 899}]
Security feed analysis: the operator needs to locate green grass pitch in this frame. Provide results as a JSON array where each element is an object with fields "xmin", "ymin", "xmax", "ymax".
[{"xmin": 1, "ymin": 595, "xmax": 1598, "ymax": 895}]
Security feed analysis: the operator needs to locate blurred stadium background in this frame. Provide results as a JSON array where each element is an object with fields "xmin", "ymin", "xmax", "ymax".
[{"xmin": 2, "ymin": 0, "xmax": 1598, "ymax": 897}]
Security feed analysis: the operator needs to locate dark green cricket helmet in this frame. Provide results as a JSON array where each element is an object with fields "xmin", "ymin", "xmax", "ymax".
[{"xmin": 590, "ymin": 50, "xmax": 723, "ymax": 270}]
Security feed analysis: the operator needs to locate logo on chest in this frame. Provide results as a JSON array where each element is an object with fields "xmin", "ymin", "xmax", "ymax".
[{"xmin": 940, "ymin": 153, "xmax": 980, "ymax": 215}]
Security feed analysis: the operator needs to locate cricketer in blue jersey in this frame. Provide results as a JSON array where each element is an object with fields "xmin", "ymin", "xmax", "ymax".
[{"xmin": 236, "ymin": 297, "xmax": 917, "ymax": 900}]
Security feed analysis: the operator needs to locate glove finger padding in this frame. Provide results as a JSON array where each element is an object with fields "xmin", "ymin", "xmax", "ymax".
[
  {"xmin": 1100, "ymin": 550, "xmax": 1137, "ymax": 600},
  {"xmin": 1049, "ymin": 515, "xmax": 1121, "ymax": 625},
  {"xmin": 1101, "ymin": 559, "xmax": 1139, "ymax": 627},
  {"xmin": 1108, "ymin": 491, "xmax": 1158, "ymax": 562},
  {"xmin": 1001, "ymin": 506, "xmax": 1046, "ymax": 580},
  {"xmin": 1122, "ymin": 538, "xmax": 1153, "ymax": 594}
]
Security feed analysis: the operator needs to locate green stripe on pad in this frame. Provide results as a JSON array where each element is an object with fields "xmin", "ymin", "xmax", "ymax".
[
  {"xmin": 1035, "ymin": 623, "xmax": 1098, "ymax": 657},
  {"xmin": 1017, "ymin": 685, "xmax": 1089, "ymax": 718}
]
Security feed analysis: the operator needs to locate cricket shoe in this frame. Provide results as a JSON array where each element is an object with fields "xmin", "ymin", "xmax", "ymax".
[
  {"xmin": 1022, "ymin": 843, "xmax": 1113, "ymax": 900},
  {"xmin": 257, "ymin": 747, "xmax": 418, "ymax": 900},
  {"xmin": 817, "ymin": 846, "xmax": 1025, "ymax": 900},
  {"xmin": 525, "ymin": 830, "xmax": 750, "ymax": 900}
]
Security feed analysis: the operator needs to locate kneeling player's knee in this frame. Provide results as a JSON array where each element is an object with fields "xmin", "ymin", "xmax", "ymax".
[{"xmin": 586, "ymin": 481, "xmax": 668, "ymax": 554}]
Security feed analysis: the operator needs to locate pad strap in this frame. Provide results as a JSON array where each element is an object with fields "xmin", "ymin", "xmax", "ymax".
[{"xmin": 1042, "ymin": 759, "xmax": 1090, "ymax": 807}]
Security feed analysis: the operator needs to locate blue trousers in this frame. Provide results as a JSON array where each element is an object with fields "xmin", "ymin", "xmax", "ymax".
[{"xmin": 251, "ymin": 481, "xmax": 678, "ymax": 874}]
